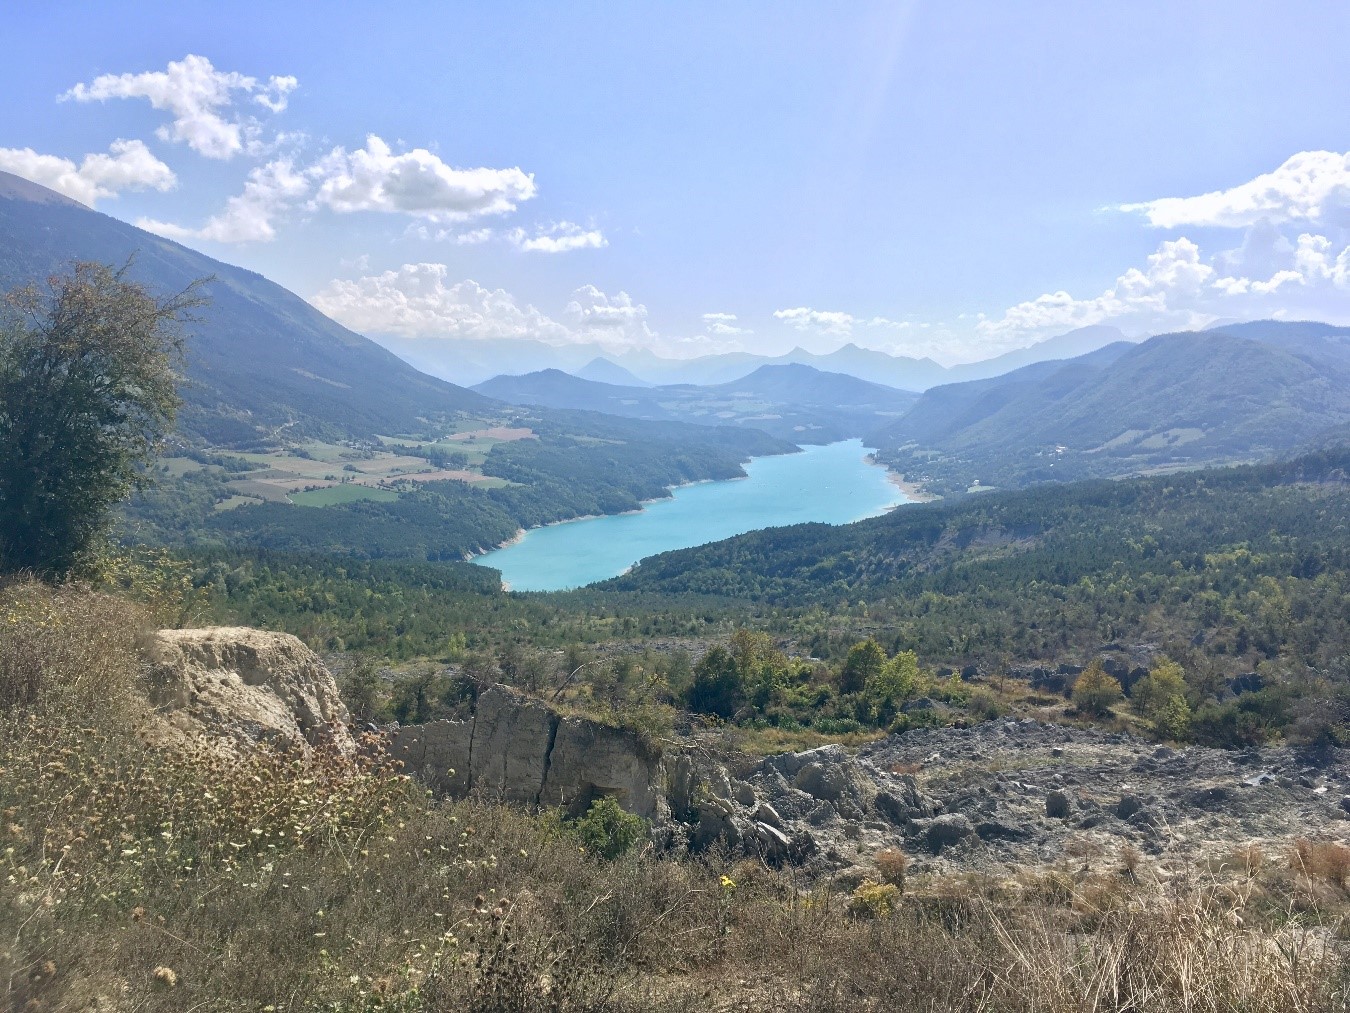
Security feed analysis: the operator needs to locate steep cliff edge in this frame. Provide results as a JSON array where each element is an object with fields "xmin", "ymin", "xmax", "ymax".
[{"xmin": 389, "ymin": 685, "xmax": 663, "ymax": 818}]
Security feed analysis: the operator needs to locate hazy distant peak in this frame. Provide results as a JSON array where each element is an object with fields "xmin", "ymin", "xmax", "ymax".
[{"xmin": 576, "ymin": 355, "xmax": 652, "ymax": 386}]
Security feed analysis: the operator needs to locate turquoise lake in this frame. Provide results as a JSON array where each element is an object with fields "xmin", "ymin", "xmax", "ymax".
[{"xmin": 474, "ymin": 438, "xmax": 907, "ymax": 591}]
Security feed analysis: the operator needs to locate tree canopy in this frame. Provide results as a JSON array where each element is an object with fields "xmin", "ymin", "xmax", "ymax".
[{"xmin": 0, "ymin": 261, "xmax": 202, "ymax": 576}]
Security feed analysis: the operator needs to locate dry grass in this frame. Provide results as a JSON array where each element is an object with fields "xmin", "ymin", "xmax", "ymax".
[
  {"xmin": 4, "ymin": 584, "xmax": 1350, "ymax": 1011},
  {"xmin": 1291, "ymin": 837, "xmax": 1350, "ymax": 889},
  {"xmin": 0, "ymin": 577, "xmax": 145, "ymax": 715}
]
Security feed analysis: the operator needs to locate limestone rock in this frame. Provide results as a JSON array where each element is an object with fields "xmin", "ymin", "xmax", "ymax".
[
  {"xmin": 389, "ymin": 719, "xmax": 472, "ymax": 795},
  {"xmin": 142, "ymin": 627, "xmax": 353, "ymax": 759},
  {"xmin": 924, "ymin": 814, "xmax": 974, "ymax": 853},
  {"xmin": 1046, "ymin": 789, "xmax": 1072, "ymax": 819},
  {"xmin": 469, "ymin": 686, "xmax": 557, "ymax": 805},
  {"xmin": 541, "ymin": 715, "xmax": 664, "ymax": 818}
]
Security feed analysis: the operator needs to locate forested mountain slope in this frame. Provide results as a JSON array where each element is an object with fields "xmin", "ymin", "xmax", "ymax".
[
  {"xmin": 603, "ymin": 451, "xmax": 1350, "ymax": 688},
  {"xmin": 0, "ymin": 171, "xmax": 492, "ymax": 445},
  {"xmin": 869, "ymin": 325, "xmax": 1350, "ymax": 494}
]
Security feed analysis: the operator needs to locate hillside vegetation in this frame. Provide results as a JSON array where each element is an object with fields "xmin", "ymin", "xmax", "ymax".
[
  {"xmin": 4, "ymin": 578, "xmax": 1350, "ymax": 1012},
  {"xmin": 129, "ymin": 411, "xmax": 794, "ymax": 559},
  {"xmin": 870, "ymin": 323, "xmax": 1350, "ymax": 495}
]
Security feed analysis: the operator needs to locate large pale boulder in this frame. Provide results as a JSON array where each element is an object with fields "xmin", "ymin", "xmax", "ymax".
[{"xmin": 142, "ymin": 627, "xmax": 354, "ymax": 758}]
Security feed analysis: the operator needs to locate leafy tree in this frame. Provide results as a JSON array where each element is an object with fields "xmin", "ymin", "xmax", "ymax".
[
  {"xmin": 1072, "ymin": 660, "xmax": 1123, "ymax": 717},
  {"xmin": 0, "ymin": 262, "xmax": 202, "ymax": 576},
  {"xmin": 1131, "ymin": 658, "xmax": 1188, "ymax": 716},
  {"xmin": 1151, "ymin": 693, "xmax": 1193, "ymax": 741},
  {"xmin": 1131, "ymin": 657, "xmax": 1191, "ymax": 739},
  {"xmin": 840, "ymin": 639, "xmax": 886, "ymax": 695},
  {"xmin": 686, "ymin": 645, "xmax": 743, "ymax": 719},
  {"xmin": 867, "ymin": 650, "xmax": 918, "ymax": 702}
]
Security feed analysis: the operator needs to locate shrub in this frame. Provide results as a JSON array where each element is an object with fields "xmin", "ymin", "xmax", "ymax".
[
  {"xmin": 1072, "ymin": 660, "xmax": 1123, "ymax": 717},
  {"xmin": 572, "ymin": 796, "xmax": 648, "ymax": 860},
  {"xmin": 848, "ymin": 880, "xmax": 900, "ymax": 919},
  {"xmin": 876, "ymin": 847, "xmax": 909, "ymax": 889},
  {"xmin": 840, "ymin": 639, "xmax": 885, "ymax": 695},
  {"xmin": 686, "ymin": 645, "xmax": 743, "ymax": 718}
]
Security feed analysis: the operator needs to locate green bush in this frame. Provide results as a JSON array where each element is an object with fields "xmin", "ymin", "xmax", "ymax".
[
  {"xmin": 848, "ymin": 880, "xmax": 900, "ymax": 919},
  {"xmin": 572, "ymin": 796, "xmax": 648, "ymax": 860}
]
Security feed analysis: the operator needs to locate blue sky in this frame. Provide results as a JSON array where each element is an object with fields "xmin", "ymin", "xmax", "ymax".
[{"xmin": 3, "ymin": 1, "xmax": 1350, "ymax": 363}]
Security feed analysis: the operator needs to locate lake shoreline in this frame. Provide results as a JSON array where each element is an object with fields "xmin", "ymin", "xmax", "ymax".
[
  {"xmin": 469, "ymin": 472, "xmax": 756, "ymax": 564},
  {"xmin": 477, "ymin": 440, "xmax": 901, "ymax": 592}
]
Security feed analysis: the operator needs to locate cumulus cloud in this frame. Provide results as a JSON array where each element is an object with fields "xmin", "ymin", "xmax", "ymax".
[
  {"xmin": 0, "ymin": 138, "xmax": 176, "ymax": 205},
  {"xmin": 311, "ymin": 135, "xmax": 535, "ymax": 220},
  {"xmin": 773, "ymin": 307, "xmax": 855, "ymax": 336},
  {"xmin": 565, "ymin": 285, "xmax": 645, "ymax": 326},
  {"xmin": 63, "ymin": 54, "xmax": 294, "ymax": 160},
  {"xmin": 141, "ymin": 133, "xmax": 540, "ymax": 243},
  {"xmin": 1121, "ymin": 150, "xmax": 1350, "ymax": 229},
  {"xmin": 311, "ymin": 267, "xmax": 661, "ymax": 352},
  {"xmin": 137, "ymin": 158, "xmax": 308, "ymax": 243},
  {"xmin": 509, "ymin": 221, "xmax": 606, "ymax": 253},
  {"xmin": 976, "ymin": 231, "xmax": 1350, "ymax": 347},
  {"xmin": 311, "ymin": 263, "xmax": 569, "ymax": 341}
]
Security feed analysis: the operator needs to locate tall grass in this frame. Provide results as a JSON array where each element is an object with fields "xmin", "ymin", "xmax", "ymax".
[{"xmin": 2, "ymin": 582, "xmax": 1349, "ymax": 1011}]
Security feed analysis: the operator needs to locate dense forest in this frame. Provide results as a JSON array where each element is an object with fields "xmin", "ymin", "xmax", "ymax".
[{"xmin": 161, "ymin": 450, "xmax": 1350, "ymax": 749}]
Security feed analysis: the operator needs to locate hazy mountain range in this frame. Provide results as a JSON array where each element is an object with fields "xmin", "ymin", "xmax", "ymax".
[
  {"xmin": 4, "ymin": 167, "xmax": 1347, "ymax": 506},
  {"xmin": 377, "ymin": 324, "xmax": 1131, "ymax": 392},
  {"xmin": 474, "ymin": 362, "xmax": 919, "ymax": 443}
]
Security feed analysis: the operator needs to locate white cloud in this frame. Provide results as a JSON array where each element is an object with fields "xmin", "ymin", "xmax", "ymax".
[
  {"xmin": 140, "ymin": 133, "xmax": 539, "ymax": 244},
  {"xmin": 774, "ymin": 307, "xmax": 855, "ymax": 336},
  {"xmin": 509, "ymin": 221, "xmax": 606, "ymax": 253},
  {"xmin": 137, "ymin": 158, "xmax": 308, "ymax": 243},
  {"xmin": 1121, "ymin": 150, "xmax": 1350, "ymax": 229},
  {"xmin": 63, "ymin": 54, "xmax": 294, "ymax": 160},
  {"xmin": 0, "ymin": 138, "xmax": 176, "ymax": 206},
  {"xmin": 450, "ymin": 227, "xmax": 495, "ymax": 245},
  {"xmin": 565, "ymin": 284, "xmax": 647, "ymax": 329},
  {"xmin": 311, "ymin": 263, "xmax": 569, "ymax": 341},
  {"xmin": 701, "ymin": 312, "xmax": 750, "ymax": 336},
  {"xmin": 311, "ymin": 268, "xmax": 662, "ymax": 352},
  {"xmin": 976, "ymin": 230, "xmax": 1350, "ymax": 348},
  {"xmin": 311, "ymin": 135, "xmax": 535, "ymax": 220}
]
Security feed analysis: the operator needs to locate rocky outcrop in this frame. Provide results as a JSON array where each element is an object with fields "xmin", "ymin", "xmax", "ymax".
[
  {"xmin": 141, "ymin": 627, "xmax": 354, "ymax": 759},
  {"xmin": 390, "ymin": 685, "xmax": 1350, "ymax": 881},
  {"xmin": 389, "ymin": 686, "xmax": 664, "ymax": 818}
]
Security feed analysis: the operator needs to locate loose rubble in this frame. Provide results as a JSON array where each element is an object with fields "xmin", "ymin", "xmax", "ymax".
[{"xmin": 389, "ymin": 686, "xmax": 1350, "ymax": 880}]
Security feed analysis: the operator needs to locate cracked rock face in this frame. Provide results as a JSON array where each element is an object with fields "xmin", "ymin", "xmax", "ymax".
[
  {"xmin": 388, "ymin": 686, "xmax": 665, "ymax": 818},
  {"xmin": 142, "ymin": 627, "xmax": 354, "ymax": 759}
]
